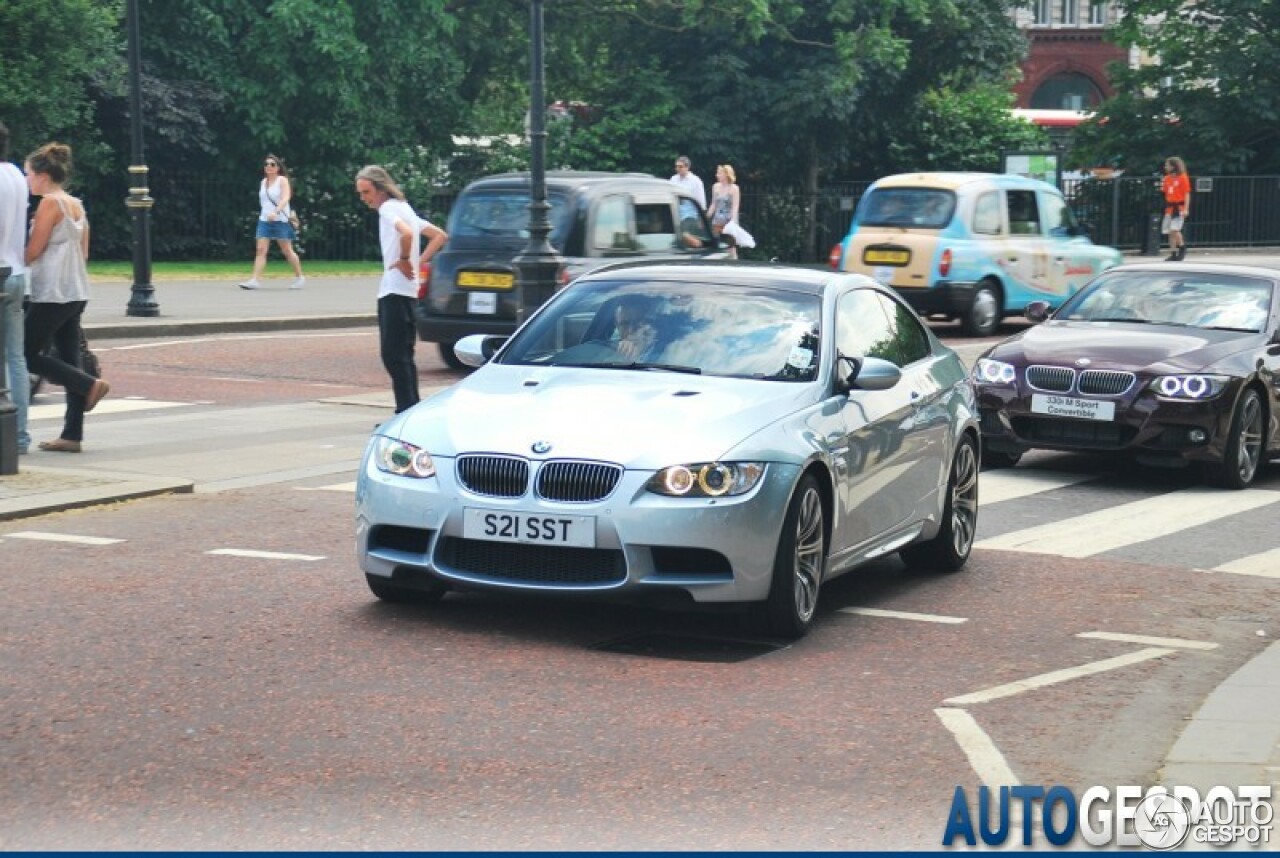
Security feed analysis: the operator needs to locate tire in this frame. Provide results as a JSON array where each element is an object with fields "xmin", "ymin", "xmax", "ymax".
[
  {"xmin": 982, "ymin": 449, "xmax": 1022, "ymax": 470},
  {"xmin": 1203, "ymin": 388, "xmax": 1265, "ymax": 490},
  {"xmin": 437, "ymin": 341, "xmax": 467, "ymax": 371},
  {"xmin": 901, "ymin": 434, "xmax": 979, "ymax": 572},
  {"xmin": 961, "ymin": 281, "xmax": 1001, "ymax": 338},
  {"xmin": 365, "ymin": 572, "xmax": 447, "ymax": 604},
  {"xmin": 749, "ymin": 474, "xmax": 826, "ymax": 639}
]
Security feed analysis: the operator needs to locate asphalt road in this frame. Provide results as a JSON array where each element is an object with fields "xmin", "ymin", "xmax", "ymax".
[{"xmin": 2, "ymin": 328, "xmax": 1278, "ymax": 849}]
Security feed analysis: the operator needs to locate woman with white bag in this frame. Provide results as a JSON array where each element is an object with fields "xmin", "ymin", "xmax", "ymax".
[{"xmin": 708, "ymin": 164, "xmax": 753, "ymax": 257}]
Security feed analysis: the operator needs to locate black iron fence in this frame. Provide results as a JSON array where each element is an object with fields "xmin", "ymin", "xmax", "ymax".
[{"xmin": 93, "ymin": 173, "xmax": 1280, "ymax": 265}]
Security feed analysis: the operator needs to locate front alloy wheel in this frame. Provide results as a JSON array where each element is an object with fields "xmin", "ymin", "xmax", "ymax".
[
  {"xmin": 751, "ymin": 474, "xmax": 826, "ymax": 638},
  {"xmin": 1205, "ymin": 389, "xmax": 1264, "ymax": 489}
]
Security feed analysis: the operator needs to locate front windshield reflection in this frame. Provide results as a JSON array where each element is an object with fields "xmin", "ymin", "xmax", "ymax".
[
  {"xmin": 1059, "ymin": 271, "xmax": 1273, "ymax": 331},
  {"xmin": 501, "ymin": 280, "xmax": 822, "ymax": 380}
]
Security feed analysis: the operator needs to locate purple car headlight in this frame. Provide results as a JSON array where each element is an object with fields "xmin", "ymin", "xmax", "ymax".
[
  {"xmin": 973, "ymin": 358, "xmax": 1017, "ymax": 385},
  {"xmin": 1148, "ymin": 374, "xmax": 1229, "ymax": 400}
]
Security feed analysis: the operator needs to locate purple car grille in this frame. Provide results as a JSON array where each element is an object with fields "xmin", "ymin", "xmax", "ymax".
[
  {"xmin": 456, "ymin": 455, "xmax": 530, "ymax": 497},
  {"xmin": 1026, "ymin": 365, "xmax": 1075, "ymax": 392},
  {"xmin": 535, "ymin": 461, "xmax": 623, "ymax": 502},
  {"xmin": 1078, "ymin": 370, "xmax": 1136, "ymax": 396}
]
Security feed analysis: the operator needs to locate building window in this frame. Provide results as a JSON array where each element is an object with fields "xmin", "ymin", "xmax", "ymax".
[
  {"xmin": 1034, "ymin": 0, "xmax": 1051, "ymax": 25},
  {"xmin": 1030, "ymin": 72, "xmax": 1104, "ymax": 110},
  {"xmin": 1061, "ymin": 0, "xmax": 1078, "ymax": 25},
  {"xmin": 1088, "ymin": 1, "xmax": 1106, "ymax": 25}
]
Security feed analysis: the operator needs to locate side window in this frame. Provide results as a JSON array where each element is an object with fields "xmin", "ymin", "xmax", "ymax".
[
  {"xmin": 873, "ymin": 295, "xmax": 932, "ymax": 366},
  {"xmin": 835, "ymin": 289, "xmax": 896, "ymax": 362},
  {"xmin": 1042, "ymin": 193, "xmax": 1079, "ymax": 237},
  {"xmin": 678, "ymin": 204, "xmax": 715, "ymax": 250},
  {"xmin": 972, "ymin": 191, "xmax": 1002, "ymax": 235},
  {"xmin": 1007, "ymin": 190, "xmax": 1042, "ymax": 236},
  {"xmin": 633, "ymin": 203, "xmax": 678, "ymax": 251},
  {"xmin": 591, "ymin": 196, "xmax": 636, "ymax": 251}
]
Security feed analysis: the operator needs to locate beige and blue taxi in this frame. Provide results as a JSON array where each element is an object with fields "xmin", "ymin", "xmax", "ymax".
[{"xmin": 830, "ymin": 172, "xmax": 1122, "ymax": 336}]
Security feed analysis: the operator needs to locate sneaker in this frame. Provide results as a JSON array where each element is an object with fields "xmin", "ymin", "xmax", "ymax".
[
  {"xmin": 289, "ymin": 277, "xmax": 306, "ymax": 290},
  {"xmin": 239, "ymin": 279, "xmax": 260, "ymax": 290}
]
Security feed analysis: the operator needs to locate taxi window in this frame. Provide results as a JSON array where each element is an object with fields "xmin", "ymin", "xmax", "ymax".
[
  {"xmin": 1008, "ymin": 190, "xmax": 1043, "ymax": 236},
  {"xmin": 1042, "ymin": 193, "xmax": 1080, "ymax": 237},
  {"xmin": 973, "ymin": 192, "xmax": 1002, "ymax": 235},
  {"xmin": 592, "ymin": 196, "xmax": 635, "ymax": 250},
  {"xmin": 634, "ymin": 203, "xmax": 677, "ymax": 251},
  {"xmin": 861, "ymin": 189, "xmax": 955, "ymax": 228}
]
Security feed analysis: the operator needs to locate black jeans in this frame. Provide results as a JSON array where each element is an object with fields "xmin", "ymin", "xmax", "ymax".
[
  {"xmin": 377, "ymin": 293, "xmax": 420, "ymax": 413},
  {"xmin": 25, "ymin": 300, "xmax": 93, "ymax": 442}
]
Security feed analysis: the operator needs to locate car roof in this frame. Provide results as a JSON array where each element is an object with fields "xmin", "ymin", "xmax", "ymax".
[
  {"xmin": 464, "ymin": 171, "xmax": 678, "ymax": 196},
  {"xmin": 577, "ymin": 260, "xmax": 862, "ymax": 296},
  {"xmin": 1103, "ymin": 261, "xmax": 1280, "ymax": 282},
  {"xmin": 871, "ymin": 171, "xmax": 1059, "ymax": 193}
]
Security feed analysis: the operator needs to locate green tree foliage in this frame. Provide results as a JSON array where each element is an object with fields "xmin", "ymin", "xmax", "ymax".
[
  {"xmin": 0, "ymin": 0, "xmax": 122, "ymax": 165},
  {"xmin": 1070, "ymin": 0, "xmax": 1280, "ymax": 174},
  {"xmin": 882, "ymin": 85, "xmax": 1048, "ymax": 174}
]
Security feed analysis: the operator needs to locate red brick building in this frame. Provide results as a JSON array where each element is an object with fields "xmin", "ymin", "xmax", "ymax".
[{"xmin": 1012, "ymin": 1, "xmax": 1129, "ymax": 111}]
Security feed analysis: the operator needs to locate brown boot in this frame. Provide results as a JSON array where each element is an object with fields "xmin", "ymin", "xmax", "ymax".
[
  {"xmin": 38, "ymin": 439, "xmax": 82, "ymax": 453},
  {"xmin": 85, "ymin": 379, "xmax": 111, "ymax": 412}
]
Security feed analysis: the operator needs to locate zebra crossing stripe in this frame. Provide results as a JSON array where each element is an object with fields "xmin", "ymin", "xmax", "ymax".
[
  {"xmin": 295, "ymin": 481, "xmax": 356, "ymax": 493},
  {"xmin": 1211, "ymin": 548, "xmax": 1280, "ymax": 578},
  {"xmin": 840, "ymin": 607, "xmax": 968, "ymax": 624},
  {"xmin": 206, "ymin": 548, "xmax": 326, "ymax": 561},
  {"xmin": 4, "ymin": 531, "xmax": 125, "ymax": 546},
  {"xmin": 975, "ymin": 487, "xmax": 1280, "ymax": 558},
  {"xmin": 979, "ymin": 470, "xmax": 1098, "ymax": 505}
]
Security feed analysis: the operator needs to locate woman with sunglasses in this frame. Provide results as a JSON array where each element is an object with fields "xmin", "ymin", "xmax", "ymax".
[{"xmin": 239, "ymin": 154, "xmax": 305, "ymax": 290}]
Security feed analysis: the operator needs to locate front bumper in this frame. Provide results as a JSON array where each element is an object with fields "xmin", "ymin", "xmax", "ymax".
[
  {"xmin": 355, "ymin": 454, "xmax": 802, "ymax": 604},
  {"xmin": 976, "ymin": 382, "xmax": 1238, "ymax": 464},
  {"xmin": 414, "ymin": 308, "xmax": 518, "ymax": 344}
]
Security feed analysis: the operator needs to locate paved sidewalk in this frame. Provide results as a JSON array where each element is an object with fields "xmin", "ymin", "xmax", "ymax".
[{"xmin": 4, "ymin": 264, "xmax": 1280, "ymax": 809}]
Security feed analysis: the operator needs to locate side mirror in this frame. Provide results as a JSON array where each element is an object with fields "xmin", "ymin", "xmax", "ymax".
[
  {"xmin": 1025, "ymin": 300, "xmax": 1052, "ymax": 323},
  {"xmin": 454, "ymin": 334, "xmax": 508, "ymax": 368},
  {"xmin": 851, "ymin": 356, "xmax": 902, "ymax": 391}
]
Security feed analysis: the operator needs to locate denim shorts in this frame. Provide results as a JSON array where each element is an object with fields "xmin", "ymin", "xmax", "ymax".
[{"xmin": 256, "ymin": 218, "xmax": 297, "ymax": 241}]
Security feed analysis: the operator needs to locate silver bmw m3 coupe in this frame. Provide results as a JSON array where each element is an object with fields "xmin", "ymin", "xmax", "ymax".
[{"xmin": 357, "ymin": 261, "xmax": 980, "ymax": 637}]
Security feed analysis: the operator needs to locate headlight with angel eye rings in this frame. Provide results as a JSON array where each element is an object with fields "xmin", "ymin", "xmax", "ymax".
[
  {"xmin": 646, "ymin": 462, "xmax": 765, "ymax": 498},
  {"xmin": 973, "ymin": 358, "xmax": 1017, "ymax": 385},
  {"xmin": 374, "ymin": 437, "xmax": 436, "ymax": 478},
  {"xmin": 1148, "ymin": 374, "xmax": 1230, "ymax": 400}
]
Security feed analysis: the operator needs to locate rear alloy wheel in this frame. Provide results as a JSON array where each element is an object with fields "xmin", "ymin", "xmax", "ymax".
[
  {"xmin": 901, "ymin": 434, "xmax": 979, "ymax": 572},
  {"xmin": 365, "ymin": 573, "xmax": 447, "ymax": 604},
  {"xmin": 750, "ymin": 474, "xmax": 826, "ymax": 639},
  {"xmin": 1204, "ymin": 389, "xmax": 1264, "ymax": 490},
  {"xmin": 961, "ymin": 282, "xmax": 1001, "ymax": 337},
  {"xmin": 437, "ymin": 341, "xmax": 467, "ymax": 371}
]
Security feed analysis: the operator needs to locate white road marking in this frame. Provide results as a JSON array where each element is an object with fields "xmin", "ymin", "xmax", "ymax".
[
  {"xmin": 1076, "ymin": 631, "xmax": 1219, "ymax": 651},
  {"xmin": 979, "ymin": 470, "xmax": 1098, "ymax": 505},
  {"xmin": 206, "ymin": 548, "xmax": 326, "ymax": 561},
  {"xmin": 295, "ymin": 481, "xmax": 356, "ymax": 493},
  {"xmin": 1212, "ymin": 548, "xmax": 1280, "ymax": 578},
  {"xmin": 935, "ymin": 708, "xmax": 1020, "ymax": 787},
  {"xmin": 29, "ymin": 399, "xmax": 187, "ymax": 421},
  {"xmin": 4, "ymin": 531, "xmax": 125, "ymax": 545},
  {"xmin": 975, "ymin": 487, "xmax": 1280, "ymax": 557},
  {"xmin": 943, "ymin": 647, "xmax": 1177, "ymax": 705},
  {"xmin": 839, "ymin": 607, "xmax": 968, "ymax": 624}
]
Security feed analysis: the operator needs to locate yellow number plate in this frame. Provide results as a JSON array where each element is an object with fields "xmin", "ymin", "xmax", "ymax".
[
  {"xmin": 864, "ymin": 248, "xmax": 910, "ymax": 265},
  {"xmin": 457, "ymin": 271, "xmax": 515, "ymax": 289}
]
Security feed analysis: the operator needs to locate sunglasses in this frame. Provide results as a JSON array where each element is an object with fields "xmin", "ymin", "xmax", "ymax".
[{"xmin": 264, "ymin": 161, "xmax": 278, "ymax": 167}]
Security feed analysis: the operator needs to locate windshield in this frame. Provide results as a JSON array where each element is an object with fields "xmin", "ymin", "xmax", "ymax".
[
  {"xmin": 859, "ymin": 188, "xmax": 956, "ymax": 228},
  {"xmin": 1058, "ymin": 271, "xmax": 1274, "ymax": 331},
  {"xmin": 499, "ymin": 279, "xmax": 823, "ymax": 381},
  {"xmin": 447, "ymin": 188, "xmax": 572, "ymax": 247}
]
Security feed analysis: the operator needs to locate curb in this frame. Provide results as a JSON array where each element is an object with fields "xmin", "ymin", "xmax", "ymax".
[
  {"xmin": 0, "ymin": 467, "xmax": 195, "ymax": 522},
  {"xmin": 84, "ymin": 314, "xmax": 376, "ymax": 340}
]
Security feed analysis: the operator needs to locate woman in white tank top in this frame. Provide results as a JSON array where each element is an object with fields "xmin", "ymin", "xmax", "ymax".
[
  {"xmin": 22, "ymin": 142, "xmax": 110, "ymax": 452},
  {"xmin": 239, "ymin": 153, "xmax": 306, "ymax": 290}
]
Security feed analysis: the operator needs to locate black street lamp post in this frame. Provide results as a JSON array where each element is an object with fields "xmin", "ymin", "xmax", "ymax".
[
  {"xmin": 125, "ymin": 0, "xmax": 158, "ymax": 317},
  {"xmin": 513, "ymin": 0, "xmax": 563, "ymax": 324}
]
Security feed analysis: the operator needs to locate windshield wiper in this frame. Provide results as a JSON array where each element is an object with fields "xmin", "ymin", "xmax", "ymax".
[
  {"xmin": 1089, "ymin": 317, "xmax": 1156, "ymax": 324},
  {"xmin": 553, "ymin": 361, "xmax": 702, "ymax": 374},
  {"xmin": 1201, "ymin": 325, "xmax": 1259, "ymax": 333}
]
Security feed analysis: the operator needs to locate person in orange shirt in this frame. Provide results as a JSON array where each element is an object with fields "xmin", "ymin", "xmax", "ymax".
[{"xmin": 1161, "ymin": 157, "xmax": 1191, "ymax": 261}]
